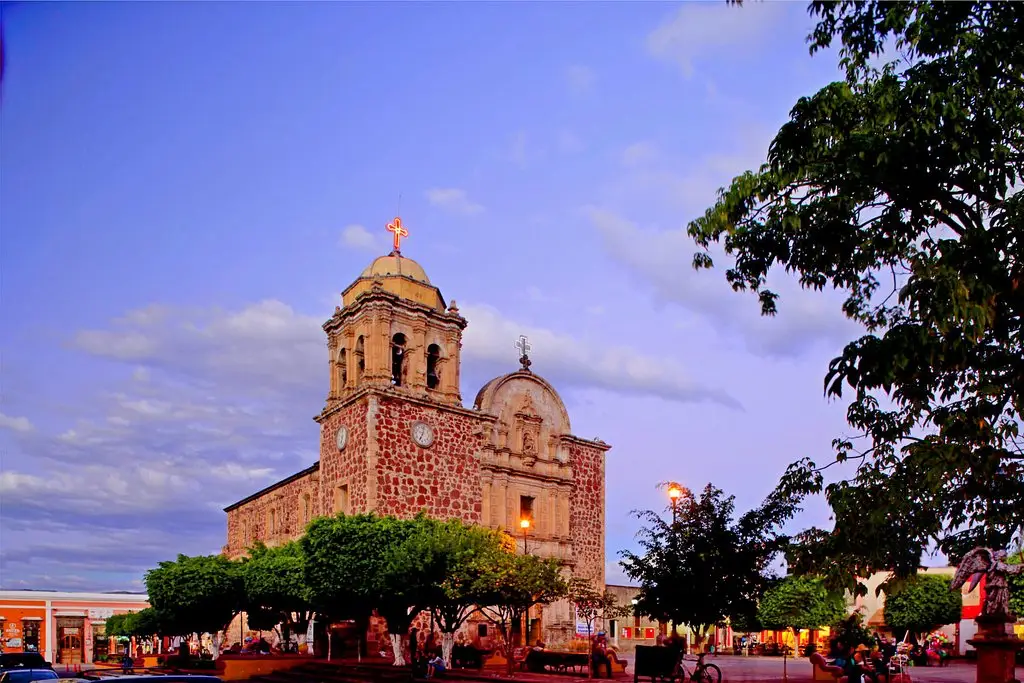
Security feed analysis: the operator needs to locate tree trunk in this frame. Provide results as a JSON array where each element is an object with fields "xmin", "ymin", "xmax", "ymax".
[
  {"xmin": 441, "ymin": 632, "xmax": 455, "ymax": 668},
  {"xmin": 390, "ymin": 634, "xmax": 406, "ymax": 666},
  {"xmin": 212, "ymin": 632, "xmax": 222, "ymax": 660},
  {"xmin": 328, "ymin": 631, "xmax": 333, "ymax": 662},
  {"xmin": 503, "ymin": 624, "xmax": 514, "ymax": 678}
]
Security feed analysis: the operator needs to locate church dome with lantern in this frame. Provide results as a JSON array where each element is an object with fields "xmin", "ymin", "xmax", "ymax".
[{"xmin": 341, "ymin": 218, "xmax": 446, "ymax": 312}]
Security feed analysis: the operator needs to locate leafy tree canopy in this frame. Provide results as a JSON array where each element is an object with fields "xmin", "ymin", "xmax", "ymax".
[
  {"xmin": 1010, "ymin": 551, "xmax": 1024, "ymax": 618},
  {"xmin": 620, "ymin": 484, "xmax": 800, "ymax": 638},
  {"xmin": 395, "ymin": 516, "xmax": 509, "ymax": 634},
  {"xmin": 144, "ymin": 553, "xmax": 242, "ymax": 636},
  {"xmin": 757, "ymin": 575, "xmax": 845, "ymax": 633},
  {"xmin": 883, "ymin": 574, "xmax": 962, "ymax": 639},
  {"xmin": 301, "ymin": 513, "xmax": 405, "ymax": 623},
  {"xmin": 239, "ymin": 541, "xmax": 312, "ymax": 635},
  {"xmin": 689, "ymin": 0, "xmax": 1024, "ymax": 591},
  {"xmin": 103, "ymin": 612, "xmax": 134, "ymax": 639}
]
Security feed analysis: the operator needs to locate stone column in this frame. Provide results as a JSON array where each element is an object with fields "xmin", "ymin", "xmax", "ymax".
[{"xmin": 968, "ymin": 615, "xmax": 1021, "ymax": 683}]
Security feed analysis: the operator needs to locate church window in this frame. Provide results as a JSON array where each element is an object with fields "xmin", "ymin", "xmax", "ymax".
[
  {"xmin": 302, "ymin": 493, "xmax": 311, "ymax": 523},
  {"xmin": 477, "ymin": 624, "xmax": 488, "ymax": 638},
  {"xmin": 335, "ymin": 484, "xmax": 350, "ymax": 514},
  {"xmin": 338, "ymin": 348, "xmax": 348, "ymax": 388},
  {"xmin": 426, "ymin": 344, "xmax": 441, "ymax": 390},
  {"xmin": 268, "ymin": 509, "xmax": 277, "ymax": 535},
  {"xmin": 391, "ymin": 333, "xmax": 407, "ymax": 386},
  {"xmin": 354, "ymin": 337, "xmax": 365, "ymax": 382},
  {"xmin": 520, "ymin": 495, "xmax": 534, "ymax": 524}
]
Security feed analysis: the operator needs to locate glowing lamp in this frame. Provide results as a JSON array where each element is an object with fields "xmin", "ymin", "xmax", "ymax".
[
  {"xmin": 667, "ymin": 486, "xmax": 683, "ymax": 501},
  {"xmin": 520, "ymin": 518, "xmax": 531, "ymax": 530}
]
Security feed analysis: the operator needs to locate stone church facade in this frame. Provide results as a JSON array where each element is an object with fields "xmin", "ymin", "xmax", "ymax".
[{"xmin": 223, "ymin": 241, "xmax": 609, "ymax": 644}]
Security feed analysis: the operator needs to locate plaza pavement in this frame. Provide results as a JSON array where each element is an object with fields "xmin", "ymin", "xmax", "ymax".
[{"xmin": 694, "ymin": 655, "xmax": 977, "ymax": 682}]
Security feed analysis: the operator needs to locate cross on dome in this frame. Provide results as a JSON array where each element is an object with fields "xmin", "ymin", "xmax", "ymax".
[
  {"xmin": 515, "ymin": 335, "xmax": 532, "ymax": 371},
  {"xmin": 386, "ymin": 216, "xmax": 409, "ymax": 253}
]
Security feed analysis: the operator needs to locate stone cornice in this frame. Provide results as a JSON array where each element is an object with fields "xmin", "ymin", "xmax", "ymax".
[
  {"xmin": 316, "ymin": 386, "xmax": 498, "ymax": 424},
  {"xmin": 560, "ymin": 434, "xmax": 612, "ymax": 452},
  {"xmin": 324, "ymin": 288, "xmax": 467, "ymax": 334},
  {"xmin": 479, "ymin": 462, "xmax": 574, "ymax": 485}
]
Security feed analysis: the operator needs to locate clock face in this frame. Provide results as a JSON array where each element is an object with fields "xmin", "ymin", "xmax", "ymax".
[
  {"xmin": 410, "ymin": 421, "xmax": 435, "ymax": 448},
  {"xmin": 336, "ymin": 425, "xmax": 349, "ymax": 451}
]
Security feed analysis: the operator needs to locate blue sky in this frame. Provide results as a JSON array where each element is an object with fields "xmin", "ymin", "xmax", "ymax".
[{"xmin": 0, "ymin": 1, "xmax": 897, "ymax": 591}]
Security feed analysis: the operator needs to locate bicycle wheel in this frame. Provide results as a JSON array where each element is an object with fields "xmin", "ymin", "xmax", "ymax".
[{"xmin": 695, "ymin": 663, "xmax": 721, "ymax": 683}]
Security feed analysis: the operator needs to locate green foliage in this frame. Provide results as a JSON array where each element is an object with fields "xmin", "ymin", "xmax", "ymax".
[
  {"xmin": 144, "ymin": 553, "xmax": 242, "ymax": 636},
  {"xmin": 689, "ymin": 0, "xmax": 1024, "ymax": 591},
  {"xmin": 1010, "ymin": 553, "xmax": 1024, "ymax": 618},
  {"xmin": 883, "ymin": 574, "xmax": 962, "ymax": 639},
  {"xmin": 475, "ymin": 552, "xmax": 568, "ymax": 636},
  {"xmin": 831, "ymin": 613, "xmax": 873, "ymax": 648},
  {"xmin": 301, "ymin": 513, "xmax": 408, "ymax": 625},
  {"xmin": 393, "ymin": 516, "xmax": 509, "ymax": 634},
  {"xmin": 103, "ymin": 612, "xmax": 134, "ymax": 638},
  {"xmin": 240, "ymin": 541, "xmax": 312, "ymax": 637},
  {"xmin": 757, "ymin": 576, "xmax": 845, "ymax": 633},
  {"xmin": 620, "ymin": 484, "xmax": 800, "ymax": 639}
]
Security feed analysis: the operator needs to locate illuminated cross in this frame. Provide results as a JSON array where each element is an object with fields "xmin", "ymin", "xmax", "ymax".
[
  {"xmin": 386, "ymin": 217, "xmax": 409, "ymax": 253},
  {"xmin": 515, "ymin": 335, "xmax": 531, "ymax": 359}
]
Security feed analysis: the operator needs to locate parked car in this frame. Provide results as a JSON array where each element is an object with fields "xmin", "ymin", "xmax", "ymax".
[
  {"xmin": 0, "ymin": 668, "xmax": 60, "ymax": 683},
  {"xmin": 0, "ymin": 655, "xmax": 53, "ymax": 671}
]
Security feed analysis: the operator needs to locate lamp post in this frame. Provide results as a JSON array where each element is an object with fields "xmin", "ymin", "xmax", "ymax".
[
  {"xmin": 667, "ymin": 484, "xmax": 682, "ymax": 523},
  {"xmin": 519, "ymin": 518, "xmax": 532, "ymax": 646}
]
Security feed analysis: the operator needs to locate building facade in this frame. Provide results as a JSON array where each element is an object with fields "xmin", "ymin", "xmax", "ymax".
[
  {"xmin": 223, "ymin": 237, "xmax": 609, "ymax": 644},
  {"xmin": 0, "ymin": 591, "xmax": 149, "ymax": 665}
]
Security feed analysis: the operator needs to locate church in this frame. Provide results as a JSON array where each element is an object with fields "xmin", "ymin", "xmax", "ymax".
[{"xmin": 223, "ymin": 218, "xmax": 610, "ymax": 644}]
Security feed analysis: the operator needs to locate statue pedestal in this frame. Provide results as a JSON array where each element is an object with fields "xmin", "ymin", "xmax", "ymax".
[{"xmin": 968, "ymin": 615, "xmax": 1022, "ymax": 683}]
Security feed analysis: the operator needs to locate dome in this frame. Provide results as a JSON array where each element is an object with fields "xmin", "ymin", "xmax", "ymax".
[{"xmin": 360, "ymin": 254, "xmax": 431, "ymax": 284}]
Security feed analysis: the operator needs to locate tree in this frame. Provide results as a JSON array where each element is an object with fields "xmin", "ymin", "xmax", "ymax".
[
  {"xmin": 757, "ymin": 576, "xmax": 845, "ymax": 644},
  {"xmin": 1010, "ymin": 552, "xmax": 1024, "ymax": 618},
  {"xmin": 145, "ymin": 553, "xmax": 242, "ymax": 657},
  {"xmin": 131, "ymin": 608, "xmax": 164, "ymax": 638},
  {"xmin": 883, "ymin": 574, "xmax": 962, "ymax": 641},
  {"xmin": 376, "ymin": 515, "xmax": 434, "ymax": 666},
  {"xmin": 688, "ymin": 1, "xmax": 1024, "ymax": 591},
  {"xmin": 475, "ymin": 552, "xmax": 568, "ymax": 676},
  {"xmin": 301, "ymin": 513, "xmax": 405, "ymax": 659},
  {"xmin": 396, "ymin": 517, "xmax": 509, "ymax": 666},
  {"xmin": 569, "ymin": 578, "xmax": 630, "ymax": 678},
  {"xmin": 103, "ymin": 612, "xmax": 135, "ymax": 639},
  {"xmin": 240, "ymin": 541, "xmax": 314, "ymax": 651},
  {"xmin": 620, "ymin": 484, "xmax": 799, "ymax": 649}
]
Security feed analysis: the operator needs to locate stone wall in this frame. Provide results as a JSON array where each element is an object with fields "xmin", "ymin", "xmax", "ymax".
[
  {"xmin": 318, "ymin": 397, "xmax": 370, "ymax": 515},
  {"xmin": 371, "ymin": 395, "xmax": 486, "ymax": 522},
  {"xmin": 224, "ymin": 466, "xmax": 319, "ymax": 558},
  {"xmin": 568, "ymin": 439, "xmax": 607, "ymax": 587}
]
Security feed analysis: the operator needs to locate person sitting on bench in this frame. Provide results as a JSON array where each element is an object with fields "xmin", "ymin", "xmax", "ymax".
[{"xmin": 426, "ymin": 654, "xmax": 447, "ymax": 679}]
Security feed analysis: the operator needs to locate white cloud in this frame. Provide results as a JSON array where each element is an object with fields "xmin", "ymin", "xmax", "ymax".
[
  {"xmin": 584, "ymin": 207, "xmax": 857, "ymax": 357},
  {"xmin": 1, "ymin": 294, "xmax": 740, "ymax": 589},
  {"xmin": 340, "ymin": 223, "xmax": 380, "ymax": 251},
  {"xmin": 425, "ymin": 188, "xmax": 485, "ymax": 216},
  {"xmin": 565, "ymin": 65, "xmax": 596, "ymax": 95},
  {"xmin": 622, "ymin": 142, "xmax": 660, "ymax": 167},
  {"xmin": 647, "ymin": 2, "xmax": 787, "ymax": 77},
  {"xmin": 0, "ymin": 412, "xmax": 34, "ymax": 433},
  {"xmin": 460, "ymin": 303, "xmax": 739, "ymax": 408}
]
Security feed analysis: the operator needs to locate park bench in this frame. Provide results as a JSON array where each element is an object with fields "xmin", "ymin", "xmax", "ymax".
[{"xmin": 633, "ymin": 645, "xmax": 681, "ymax": 683}]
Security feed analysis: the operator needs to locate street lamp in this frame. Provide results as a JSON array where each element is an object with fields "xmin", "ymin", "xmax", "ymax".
[
  {"xmin": 520, "ymin": 518, "xmax": 533, "ymax": 645},
  {"xmin": 520, "ymin": 518, "xmax": 531, "ymax": 554},
  {"xmin": 667, "ymin": 485, "xmax": 682, "ymax": 523}
]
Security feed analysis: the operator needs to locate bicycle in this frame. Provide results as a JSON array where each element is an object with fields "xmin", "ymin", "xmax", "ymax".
[{"xmin": 677, "ymin": 652, "xmax": 721, "ymax": 683}]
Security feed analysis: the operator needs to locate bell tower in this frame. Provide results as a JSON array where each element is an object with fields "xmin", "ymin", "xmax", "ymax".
[{"xmin": 322, "ymin": 217, "xmax": 466, "ymax": 408}]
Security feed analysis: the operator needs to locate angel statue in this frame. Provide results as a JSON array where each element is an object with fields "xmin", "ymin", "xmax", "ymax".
[{"xmin": 951, "ymin": 547, "xmax": 1024, "ymax": 620}]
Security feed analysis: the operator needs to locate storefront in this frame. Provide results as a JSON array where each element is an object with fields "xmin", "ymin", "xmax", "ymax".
[{"xmin": 0, "ymin": 591, "xmax": 149, "ymax": 665}]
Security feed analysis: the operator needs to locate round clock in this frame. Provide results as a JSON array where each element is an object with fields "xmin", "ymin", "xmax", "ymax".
[
  {"xmin": 336, "ymin": 425, "xmax": 349, "ymax": 451},
  {"xmin": 410, "ymin": 421, "xmax": 435, "ymax": 448}
]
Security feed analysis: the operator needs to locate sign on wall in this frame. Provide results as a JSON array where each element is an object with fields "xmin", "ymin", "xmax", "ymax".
[{"xmin": 88, "ymin": 608, "xmax": 115, "ymax": 620}]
